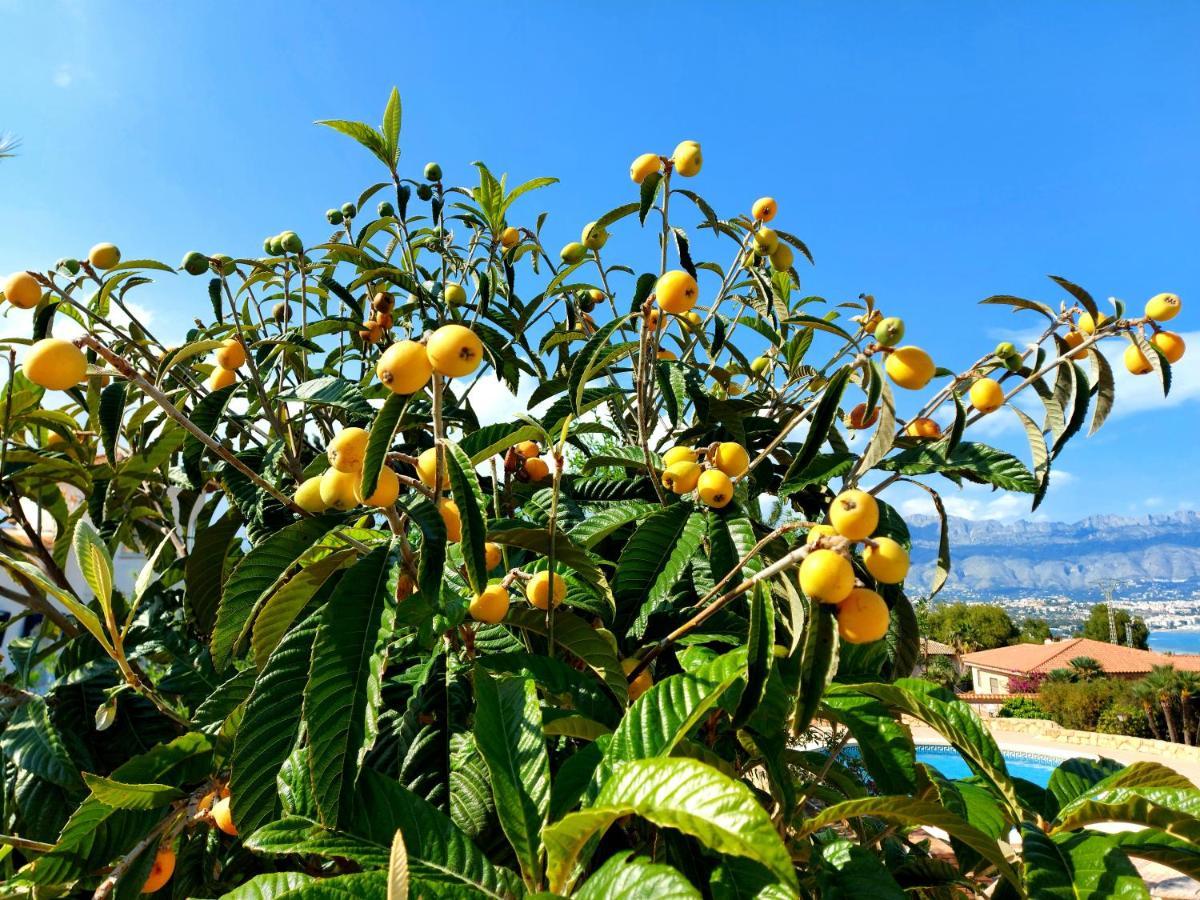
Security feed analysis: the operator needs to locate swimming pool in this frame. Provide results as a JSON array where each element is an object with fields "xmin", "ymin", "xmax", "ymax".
[{"xmin": 843, "ymin": 743, "xmax": 1069, "ymax": 787}]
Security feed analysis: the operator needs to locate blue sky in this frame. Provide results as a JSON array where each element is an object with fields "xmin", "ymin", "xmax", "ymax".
[{"xmin": 1, "ymin": 1, "xmax": 1197, "ymax": 523}]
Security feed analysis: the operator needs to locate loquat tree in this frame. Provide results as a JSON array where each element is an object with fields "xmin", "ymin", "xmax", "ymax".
[{"xmin": 0, "ymin": 88, "xmax": 1192, "ymax": 897}]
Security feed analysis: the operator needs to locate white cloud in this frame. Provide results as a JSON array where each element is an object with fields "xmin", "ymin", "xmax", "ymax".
[
  {"xmin": 1103, "ymin": 330, "xmax": 1200, "ymax": 418},
  {"xmin": 52, "ymin": 64, "xmax": 74, "ymax": 88}
]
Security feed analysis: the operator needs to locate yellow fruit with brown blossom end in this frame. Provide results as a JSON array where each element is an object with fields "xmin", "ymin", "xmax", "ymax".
[
  {"xmin": 905, "ymin": 417, "xmax": 941, "ymax": 439},
  {"xmin": 829, "ymin": 489, "xmax": 878, "ymax": 540},
  {"xmin": 141, "ymin": 845, "xmax": 176, "ymax": 893},
  {"xmin": 327, "ymin": 427, "xmax": 369, "ymax": 473},
  {"xmin": 623, "ymin": 658, "xmax": 653, "ymax": 701},
  {"xmin": 215, "ymin": 338, "xmax": 247, "ymax": 370},
  {"xmin": 656, "ymin": 270, "xmax": 699, "ymax": 314},
  {"xmin": 320, "ymin": 468, "xmax": 361, "ymax": 510},
  {"xmin": 697, "ymin": 468, "xmax": 734, "ymax": 508},
  {"xmin": 469, "ymin": 584, "xmax": 510, "ymax": 624},
  {"xmin": 1077, "ymin": 311, "xmax": 1109, "ymax": 335},
  {"xmin": 672, "ymin": 140, "xmax": 702, "ymax": 177},
  {"xmin": 211, "ymin": 796, "xmax": 238, "ymax": 836},
  {"xmin": 662, "ymin": 460, "xmax": 701, "ymax": 494},
  {"xmin": 712, "ymin": 442, "xmax": 750, "ymax": 478},
  {"xmin": 799, "ymin": 549, "xmax": 855, "ymax": 604},
  {"xmin": 427, "ymin": 324, "xmax": 484, "ymax": 377},
  {"xmin": 295, "ymin": 476, "xmax": 327, "ymax": 513},
  {"xmin": 656, "ymin": 349, "xmax": 677, "ymax": 361},
  {"xmin": 885, "ymin": 346, "xmax": 935, "ymax": 390},
  {"xmin": 968, "ymin": 377, "xmax": 1005, "ymax": 414},
  {"xmin": 3, "ymin": 271, "xmax": 42, "ymax": 309},
  {"xmin": 415, "ymin": 447, "xmax": 450, "ymax": 490},
  {"xmin": 377, "ymin": 340, "xmax": 433, "ymax": 394},
  {"xmin": 837, "ymin": 588, "xmax": 890, "ymax": 644},
  {"xmin": 1145, "ymin": 292, "xmax": 1181, "ymax": 322},
  {"xmin": 499, "ymin": 226, "xmax": 520, "ymax": 248},
  {"xmin": 88, "ymin": 242, "xmax": 121, "ymax": 270},
  {"xmin": 439, "ymin": 498, "xmax": 462, "ymax": 542},
  {"xmin": 753, "ymin": 227, "xmax": 779, "ymax": 254},
  {"xmin": 485, "ymin": 541, "xmax": 503, "ymax": 571},
  {"xmin": 24, "ymin": 338, "xmax": 88, "ymax": 391},
  {"xmin": 524, "ymin": 457, "xmax": 550, "ymax": 481},
  {"xmin": 1152, "ymin": 331, "xmax": 1185, "ymax": 364},
  {"xmin": 863, "ymin": 536, "xmax": 909, "ymax": 584},
  {"xmin": 364, "ymin": 467, "xmax": 400, "ymax": 507},
  {"xmin": 1124, "ymin": 343, "xmax": 1153, "ymax": 375},
  {"xmin": 527, "ymin": 571, "xmax": 566, "ymax": 609},
  {"xmin": 751, "ymin": 197, "xmax": 777, "ymax": 222},
  {"xmin": 630, "ymin": 152, "xmax": 661, "ymax": 184}
]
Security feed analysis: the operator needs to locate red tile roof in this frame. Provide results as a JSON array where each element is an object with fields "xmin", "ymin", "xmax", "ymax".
[{"xmin": 962, "ymin": 638, "xmax": 1200, "ymax": 676}]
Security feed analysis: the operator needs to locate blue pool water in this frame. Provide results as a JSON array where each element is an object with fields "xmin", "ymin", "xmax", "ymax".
[{"xmin": 844, "ymin": 744, "xmax": 1065, "ymax": 787}]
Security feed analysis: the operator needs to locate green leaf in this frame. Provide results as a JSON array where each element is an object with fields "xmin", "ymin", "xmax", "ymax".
[
  {"xmin": 821, "ymin": 692, "xmax": 917, "ymax": 795},
  {"xmin": 569, "ymin": 500, "xmax": 658, "ymax": 548},
  {"xmin": 487, "ymin": 523, "xmax": 613, "ymax": 610},
  {"xmin": 0, "ymin": 696, "xmax": 82, "ymax": 791},
  {"xmin": 473, "ymin": 671, "xmax": 549, "ymax": 886},
  {"xmin": 460, "ymin": 421, "xmax": 543, "ymax": 465},
  {"xmin": 72, "ymin": 518, "xmax": 114, "ymax": 619},
  {"xmin": 576, "ymin": 851, "xmax": 701, "ymax": 899},
  {"xmin": 606, "ymin": 648, "xmax": 747, "ymax": 763},
  {"xmin": 351, "ymin": 768, "xmax": 524, "ymax": 898},
  {"xmin": 182, "ymin": 383, "xmax": 236, "ymax": 487},
  {"xmin": 612, "ymin": 504, "xmax": 706, "ymax": 636},
  {"xmin": 504, "ymin": 606, "xmax": 627, "ymax": 704},
  {"xmin": 796, "ymin": 606, "xmax": 838, "ymax": 733},
  {"xmin": 381, "ymin": 87, "xmax": 401, "ymax": 165},
  {"xmin": 1047, "ymin": 757, "xmax": 1125, "ymax": 810},
  {"xmin": 279, "ymin": 376, "xmax": 375, "ymax": 423},
  {"xmin": 210, "ymin": 515, "xmax": 341, "ymax": 670},
  {"xmin": 360, "ymin": 393, "xmax": 406, "ymax": 502},
  {"xmin": 444, "ymin": 439, "xmax": 489, "ymax": 595},
  {"xmin": 816, "ymin": 839, "xmax": 906, "ymax": 898},
  {"xmin": 231, "ymin": 610, "xmax": 321, "ymax": 834},
  {"xmin": 1022, "ymin": 826, "xmax": 1149, "ymax": 900},
  {"xmin": 733, "ymin": 585, "xmax": 774, "ymax": 727},
  {"xmin": 797, "ymin": 797, "xmax": 1020, "ymax": 890},
  {"xmin": 879, "ymin": 442, "xmax": 1037, "ymax": 493},
  {"xmin": 218, "ymin": 873, "xmax": 315, "ymax": 900},
  {"xmin": 1013, "ymin": 402, "xmax": 1050, "ymax": 511},
  {"xmin": 81, "ymin": 774, "xmax": 182, "ymax": 810},
  {"xmin": 1048, "ymin": 274, "xmax": 1100, "ymax": 321},
  {"xmin": 246, "ymin": 816, "xmax": 390, "ymax": 868},
  {"xmin": 98, "ymin": 381, "xmax": 126, "ymax": 467},
  {"xmin": 305, "ymin": 542, "xmax": 400, "ymax": 826},
  {"xmin": 1110, "ymin": 829, "xmax": 1200, "ymax": 881},
  {"xmin": 251, "ymin": 547, "xmax": 358, "ymax": 667},
  {"xmin": 543, "ymin": 757, "xmax": 795, "ymax": 894},
  {"xmin": 980, "ymin": 294, "xmax": 1057, "ymax": 321},
  {"xmin": 316, "ymin": 118, "xmax": 391, "ymax": 168},
  {"xmin": 185, "ymin": 512, "xmax": 240, "ymax": 633},
  {"xmin": 639, "ymin": 171, "xmax": 663, "ymax": 224},
  {"xmin": 1088, "ymin": 348, "xmax": 1115, "ymax": 436}
]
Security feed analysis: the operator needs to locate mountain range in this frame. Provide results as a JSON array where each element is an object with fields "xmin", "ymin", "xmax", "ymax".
[{"xmin": 906, "ymin": 511, "xmax": 1200, "ymax": 599}]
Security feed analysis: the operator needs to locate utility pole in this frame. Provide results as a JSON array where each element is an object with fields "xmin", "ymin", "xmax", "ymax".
[{"xmin": 1092, "ymin": 579, "xmax": 1121, "ymax": 645}]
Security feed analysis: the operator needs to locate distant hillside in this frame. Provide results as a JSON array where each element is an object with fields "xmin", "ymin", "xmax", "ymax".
[{"xmin": 906, "ymin": 511, "xmax": 1200, "ymax": 599}]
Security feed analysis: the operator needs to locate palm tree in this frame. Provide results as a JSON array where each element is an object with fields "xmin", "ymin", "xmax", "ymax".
[
  {"xmin": 1146, "ymin": 666, "xmax": 1180, "ymax": 744},
  {"xmin": 1177, "ymin": 672, "xmax": 1200, "ymax": 746},
  {"xmin": 1069, "ymin": 656, "xmax": 1103, "ymax": 683},
  {"xmin": 1132, "ymin": 679, "xmax": 1163, "ymax": 741}
]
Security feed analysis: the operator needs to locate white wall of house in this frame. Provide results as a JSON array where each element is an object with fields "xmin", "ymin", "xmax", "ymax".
[{"xmin": 970, "ymin": 665, "xmax": 1012, "ymax": 695}]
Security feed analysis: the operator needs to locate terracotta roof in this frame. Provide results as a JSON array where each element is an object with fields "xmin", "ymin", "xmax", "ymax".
[
  {"xmin": 962, "ymin": 638, "xmax": 1200, "ymax": 676},
  {"xmin": 921, "ymin": 638, "xmax": 956, "ymax": 656}
]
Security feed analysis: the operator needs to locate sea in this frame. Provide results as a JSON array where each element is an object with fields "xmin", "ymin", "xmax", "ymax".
[{"xmin": 1149, "ymin": 629, "xmax": 1200, "ymax": 655}]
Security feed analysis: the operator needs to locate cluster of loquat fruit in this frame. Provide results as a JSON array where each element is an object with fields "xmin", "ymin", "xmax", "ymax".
[
  {"xmin": 802, "ymin": 489, "xmax": 909, "ymax": 645},
  {"xmin": 659, "ymin": 441, "xmax": 747, "ymax": 508}
]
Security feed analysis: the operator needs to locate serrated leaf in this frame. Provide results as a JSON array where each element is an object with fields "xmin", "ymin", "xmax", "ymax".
[
  {"xmin": 577, "ymin": 852, "xmax": 701, "ymax": 900},
  {"xmin": 504, "ymin": 606, "xmax": 626, "ymax": 704},
  {"xmin": 444, "ymin": 440, "xmax": 489, "ymax": 595},
  {"xmin": 781, "ymin": 366, "xmax": 850, "ymax": 484},
  {"xmin": 612, "ymin": 504, "xmax": 706, "ymax": 636},
  {"xmin": 543, "ymin": 757, "xmax": 795, "ymax": 894},
  {"xmin": 305, "ymin": 543, "xmax": 399, "ymax": 826},
  {"xmin": 72, "ymin": 518, "xmax": 114, "ymax": 620},
  {"xmin": 1022, "ymin": 826, "xmax": 1149, "ymax": 899},
  {"xmin": 251, "ymin": 547, "xmax": 358, "ymax": 667},
  {"xmin": 487, "ymin": 523, "xmax": 613, "ymax": 610},
  {"xmin": 81, "ymin": 774, "xmax": 182, "ymax": 810},
  {"xmin": 360, "ymin": 393, "xmax": 406, "ymax": 502},
  {"xmin": 473, "ymin": 671, "xmax": 549, "ymax": 886},
  {"xmin": 182, "ymin": 384, "xmax": 236, "ymax": 487},
  {"xmin": 231, "ymin": 611, "xmax": 320, "ymax": 834}
]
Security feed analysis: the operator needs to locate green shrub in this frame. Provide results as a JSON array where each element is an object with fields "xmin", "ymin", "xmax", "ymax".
[{"xmin": 999, "ymin": 697, "xmax": 1052, "ymax": 719}]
